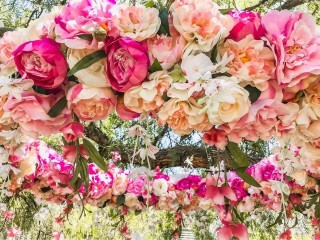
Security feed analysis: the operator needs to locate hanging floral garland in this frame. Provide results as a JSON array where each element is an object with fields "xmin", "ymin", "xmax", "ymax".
[{"xmin": 0, "ymin": 0, "xmax": 320, "ymax": 239}]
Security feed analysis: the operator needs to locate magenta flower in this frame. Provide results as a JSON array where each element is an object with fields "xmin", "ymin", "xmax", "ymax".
[{"xmin": 105, "ymin": 37, "xmax": 149, "ymax": 92}]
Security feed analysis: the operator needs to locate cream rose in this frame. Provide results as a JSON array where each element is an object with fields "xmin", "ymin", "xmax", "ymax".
[
  {"xmin": 125, "ymin": 193, "xmax": 141, "ymax": 209},
  {"xmin": 201, "ymin": 77, "xmax": 251, "ymax": 125},
  {"xmin": 113, "ymin": 4, "xmax": 160, "ymax": 42},
  {"xmin": 67, "ymin": 48, "xmax": 110, "ymax": 88},
  {"xmin": 124, "ymin": 71, "xmax": 172, "ymax": 113},
  {"xmin": 152, "ymin": 178, "xmax": 168, "ymax": 196},
  {"xmin": 299, "ymin": 143, "xmax": 320, "ymax": 176},
  {"xmin": 290, "ymin": 169, "xmax": 308, "ymax": 186},
  {"xmin": 158, "ymin": 97, "xmax": 213, "ymax": 135}
]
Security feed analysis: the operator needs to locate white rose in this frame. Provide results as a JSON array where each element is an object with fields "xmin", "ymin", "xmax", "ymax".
[
  {"xmin": 67, "ymin": 48, "xmax": 110, "ymax": 88},
  {"xmin": 201, "ymin": 77, "xmax": 250, "ymax": 125},
  {"xmin": 152, "ymin": 178, "xmax": 168, "ymax": 196},
  {"xmin": 113, "ymin": 4, "xmax": 160, "ymax": 42}
]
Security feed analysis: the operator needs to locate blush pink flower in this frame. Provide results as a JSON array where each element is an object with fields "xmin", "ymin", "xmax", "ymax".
[
  {"xmin": 0, "ymin": 30, "xmax": 25, "ymax": 75},
  {"xmin": 6, "ymin": 228, "xmax": 21, "ymax": 239},
  {"xmin": 113, "ymin": 4, "xmax": 160, "ymax": 42},
  {"xmin": 105, "ymin": 37, "xmax": 149, "ymax": 92},
  {"xmin": 228, "ymin": 10, "xmax": 265, "ymax": 41},
  {"xmin": 171, "ymin": 0, "xmax": 233, "ymax": 53},
  {"xmin": 147, "ymin": 35, "xmax": 186, "ymax": 70},
  {"xmin": 221, "ymin": 34, "xmax": 275, "ymax": 91},
  {"xmin": 202, "ymin": 128, "xmax": 228, "ymax": 149},
  {"xmin": 4, "ymin": 210, "xmax": 14, "ymax": 220},
  {"xmin": 124, "ymin": 71, "xmax": 172, "ymax": 113},
  {"xmin": 55, "ymin": 0, "xmax": 116, "ymax": 49},
  {"xmin": 60, "ymin": 122, "xmax": 84, "ymax": 142},
  {"xmin": 262, "ymin": 11, "xmax": 320, "ymax": 90},
  {"xmin": 3, "ymin": 92, "xmax": 71, "ymax": 138},
  {"xmin": 13, "ymin": 38, "xmax": 67, "ymax": 89},
  {"xmin": 67, "ymin": 83, "xmax": 116, "ymax": 121},
  {"xmin": 217, "ymin": 223, "xmax": 248, "ymax": 240}
]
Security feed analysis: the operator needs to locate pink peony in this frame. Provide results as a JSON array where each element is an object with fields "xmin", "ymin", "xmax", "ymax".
[
  {"xmin": 228, "ymin": 10, "xmax": 265, "ymax": 41},
  {"xmin": 147, "ymin": 35, "xmax": 186, "ymax": 70},
  {"xmin": 60, "ymin": 122, "xmax": 84, "ymax": 142},
  {"xmin": 13, "ymin": 38, "xmax": 67, "ymax": 89},
  {"xmin": 3, "ymin": 92, "xmax": 71, "ymax": 138},
  {"xmin": 217, "ymin": 223, "xmax": 248, "ymax": 240},
  {"xmin": 262, "ymin": 11, "xmax": 320, "ymax": 90},
  {"xmin": 105, "ymin": 37, "xmax": 149, "ymax": 92},
  {"xmin": 67, "ymin": 83, "xmax": 116, "ymax": 121},
  {"xmin": 55, "ymin": 0, "xmax": 116, "ymax": 49}
]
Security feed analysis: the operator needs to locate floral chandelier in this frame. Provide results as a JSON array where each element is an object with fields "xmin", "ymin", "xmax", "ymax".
[{"xmin": 0, "ymin": 0, "xmax": 320, "ymax": 239}]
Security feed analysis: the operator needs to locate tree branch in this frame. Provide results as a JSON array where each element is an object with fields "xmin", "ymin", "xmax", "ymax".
[
  {"xmin": 244, "ymin": 0, "xmax": 268, "ymax": 11},
  {"xmin": 278, "ymin": 0, "xmax": 308, "ymax": 10}
]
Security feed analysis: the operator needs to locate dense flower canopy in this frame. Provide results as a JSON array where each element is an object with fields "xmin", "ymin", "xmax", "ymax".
[{"xmin": 0, "ymin": 0, "xmax": 320, "ymax": 239}]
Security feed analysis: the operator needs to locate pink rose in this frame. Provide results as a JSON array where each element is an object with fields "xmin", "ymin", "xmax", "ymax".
[
  {"xmin": 116, "ymin": 95, "xmax": 140, "ymax": 120},
  {"xmin": 62, "ymin": 145, "xmax": 88, "ymax": 163},
  {"xmin": 262, "ymin": 11, "xmax": 320, "ymax": 90},
  {"xmin": 55, "ymin": 0, "xmax": 116, "ymax": 49},
  {"xmin": 105, "ymin": 37, "xmax": 149, "ymax": 92},
  {"xmin": 3, "ymin": 92, "xmax": 71, "ymax": 138},
  {"xmin": 228, "ymin": 10, "xmax": 265, "ymax": 41},
  {"xmin": 67, "ymin": 83, "xmax": 116, "ymax": 121},
  {"xmin": 147, "ymin": 35, "xmax": 186, "ymax": 70},
  {"xmin": 13, "ymin": 38, "xmax": 67, "ymax": 89},
  {"xmin": 60, "ymin": 122, "xmax": 84, "ymax": 142}
]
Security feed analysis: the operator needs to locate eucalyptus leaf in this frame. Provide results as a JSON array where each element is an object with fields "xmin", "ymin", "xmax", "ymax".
[
  {"xmin": 67, "ymin": 50, "xmax": 107, "ymax": 77},
  {"xmin": 79, "ymin": 156, "xmax": 89, "ymax": 194},
  {"xmin": 77, "ymin": 34, "xmax": 94, "ymax": 42},
  {"xmin": 47, "ymin": 96, "xmax": 67, "ymax": 118},
  {"xmin": 315, "ymin": 203, "xmax": 320, "ymax": 219},
  {"xmin": 219, "ymin": 8, "xmax": 233, "ymax": 14},
  {"xmin": 144, "ymin": 0, "xmax": 154, "ymax": 8},
  {"xmin": 83, "ymin": 138, "xmax": 108, "ymax": 171}
]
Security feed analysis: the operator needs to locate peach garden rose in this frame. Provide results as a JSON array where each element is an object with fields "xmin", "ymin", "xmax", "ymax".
[{"xmin": 67, "ymin": 83, "xmax": 116, "ymax": 121}]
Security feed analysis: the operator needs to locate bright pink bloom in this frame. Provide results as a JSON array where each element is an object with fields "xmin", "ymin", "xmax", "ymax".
[
  {"xmin": 105, "ymin": 37, "xmax": 149, "ymax": 92},
  {"xmin": 13, "ymin": 38, "xmax": 67, "ymax": 89},
  {"xmin": 3, "ymin": 92, "xmax": 71, "ymax": 138},
  {"xmin": 262, "ymin": 11, "xmax": 320, "ymax": 90},
  {"xmin": 228, "ymin": 10, "xmax": 265, "ymax": 41},
  {"xmin": 55, "ymin": 0, "xmax": 116, "ymax": 49},
  {"xmin": 60, "ymin": 122, "xmax": 84, "ymax": 142},
  {"xmin": 217, "ymin": 223, "xmax": 248, "ymax": 240},
  {"xmin": 175, "ymin": 175, "xmax": 202, "ymax": 190},
  {"xmin": 126, "ymin": 177, "xmax": 145, "ymax": 195},
  {"xmin": 6, "ymin": 228, "xmax": 20, "ymax": 239},
  {"xmin": 52, "ymin": 230, "xmax": 63, "ymax": 240}
]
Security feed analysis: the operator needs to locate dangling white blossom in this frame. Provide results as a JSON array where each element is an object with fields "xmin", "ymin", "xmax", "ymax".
[{"xmin": 0, "ymin": 76, "xmax": 33, "ymax": 101}]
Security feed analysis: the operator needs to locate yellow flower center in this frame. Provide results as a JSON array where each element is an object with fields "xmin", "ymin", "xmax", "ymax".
[{"xmin": 286, "ymin": 44, "xmax": 302, "ymax": 54}]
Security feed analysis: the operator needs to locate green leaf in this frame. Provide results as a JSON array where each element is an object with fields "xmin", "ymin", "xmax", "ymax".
[
  {"xmin": 144, "ymin": 0, "xmax": 154, "ymax": 8},
  {"xmin": 227, "ymin": 142, "xmax": 249, "ymax": 169},
  {"xmin": 315, "ymin": 203, "xmax": 320, "ymax": 219},
  {"xmin": 235, "ymin": 168, "xmax": 261, "ymax": 187},
  {"xmin": 67, "ymin": 50, "xmax": 107, "ymax": 77},
  {"xmin": 169, "ymin": 65, "xmax": 185, "ymax": 83},
  {"xmin": 219, "ymin": 8, "xmax": 233, "ymax": 14},
  {"xmin": 40, "ymin": 187, "xmax": 51, "ymax": 193},
  {"xmin": 116, "ymin": 195, "xmax": 125, "ymax": 206},
  {"xmin": 58, "ymin": 183, "xmax": 69, "ymax": 188},
  {"xmin": 157, "ymin": 8, "xmax": 170, "ymax": 36},
  {"xmin": 210, "ymin": 36, "xmax": 221, "ymax": 63},
  {"xmin": 267, "ymin": 211, "xmax": 283, "ymax": 228},
  {"xmin": 83, "ymin": 138, "xmax": 107, "ymax": 171},
  {"xmin": 77, "ymin": 34, "xmax": 94, "ymax": 42},
  {"xmin": 79, "ymin": 156, "xmax": 89, "ymax": 194},
  {"xmin": 245, "ymin": 85, "xmax": 261, "ymax": 103},
  {"xmin": 47, "ymin": 96, "xmax": 67, "ymax": 118},
  {"xmin": 33, "ymin": 86, "xmax": 50, "ymax": 95},
  {"xmin": 149, "ymin": 59, "xmax": 163, "ymax": 73}
]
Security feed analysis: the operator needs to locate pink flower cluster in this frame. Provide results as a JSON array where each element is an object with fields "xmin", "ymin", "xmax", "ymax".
[{"xmin": 5, "ymin": 140, "xmax": 320, "ymax": 239}]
